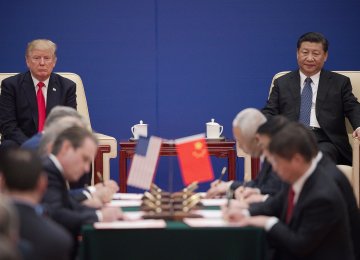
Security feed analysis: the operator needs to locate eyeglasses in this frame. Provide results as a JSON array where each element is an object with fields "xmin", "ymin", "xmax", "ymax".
[{"xmin": 29, "ymin": 56, "xmax": 54, "ymax": 64}]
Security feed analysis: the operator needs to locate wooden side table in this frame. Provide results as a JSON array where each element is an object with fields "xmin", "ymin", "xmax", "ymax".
[{"xmin": 119, "ymin": 139, "xmax": 236, "ymax": 192}]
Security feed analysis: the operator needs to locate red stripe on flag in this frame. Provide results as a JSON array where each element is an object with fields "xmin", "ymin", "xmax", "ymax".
[{"xmin": 127, "ymin": 136, "xmax": 162, "ymax": 190}]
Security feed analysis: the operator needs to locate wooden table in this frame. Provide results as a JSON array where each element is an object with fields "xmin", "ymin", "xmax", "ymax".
[{"xmin": 119, "ymin": 139, "xmax": 236, "ymax": 192}]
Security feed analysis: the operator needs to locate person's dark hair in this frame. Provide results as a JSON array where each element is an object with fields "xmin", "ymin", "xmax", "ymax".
[
  {"xmin": 297, "ymin": 32, "xmax": 329, "ymax": 52},
  {"xmin": 257, "ymin": 115, "xmax": 289, "ymax": 137},
  {"xmin": 51, "ymin": 126, "xmax": 97, "ymax": 155},
  {"xmin": 1, "ymin": 149, "xmax": 43, "ymax": 191},
  {"xmin": 269, "ymin": 122, "xmax": 318, "ymax": 162}
]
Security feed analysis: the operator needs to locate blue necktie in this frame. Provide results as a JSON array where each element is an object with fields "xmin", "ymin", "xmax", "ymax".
[{"xmin": 299, "ymin": 78, "xmax": 313, "ymax": 126}]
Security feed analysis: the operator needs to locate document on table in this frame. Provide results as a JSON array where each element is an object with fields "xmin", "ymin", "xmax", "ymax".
[
  {"xmin": 123, "ymin": 211, "xmax": 144, "ymax": 221},
  {"xmin": 200, "ymin": 198, "xmax": 227, "ymax": 206},
  {"xmin": 106, "ymin": 200, "xmax": 142, "ymax": 207},
  {"xmin": 183, "ymin": 218, "xmax": 241, "ymax": 228},
  {"xmin": 94, "ymin": 219, "xmax": 166, "ymax": 229},
  {"xmin": 191, "ymin": 210, "xmax": 222, "ymax": 219},
  {"xmin": 112, "ymin": 193, "xmax": 144, "ymax": 200}
]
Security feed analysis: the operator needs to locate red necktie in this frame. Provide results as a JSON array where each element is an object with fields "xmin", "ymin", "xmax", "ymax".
[
  {"xmin": 286, "ymin": 187, "xmax": 295, "ymax": 224},
  {"xmin": 36, "ymin": 82, "xmax": 46, "ymax": 132}
]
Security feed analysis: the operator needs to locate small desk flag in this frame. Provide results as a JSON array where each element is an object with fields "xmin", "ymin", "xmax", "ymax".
[
  {"xmin": 127, "ymin": 136, "xmax": 162, "ymax": 190},
  {"xmin": 175, "ymin": 134, "xmax": 214, "ymax": 185}
]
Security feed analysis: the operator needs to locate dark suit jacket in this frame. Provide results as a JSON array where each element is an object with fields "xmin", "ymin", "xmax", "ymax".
[
  {"xmin": 318, "ymin": 155, "xmax": 360, "ymax": 260},
  {"xmin": 230, "ymin": 159, "xmax": 283, "ymax": 196},
  {"xmin": 0, "ymin": 71, "xmax": 77, "ymax": 145},
  {"xmin": 262, "ymin": 70, "xmax": 360, "ymax": 165},
  {"xmin": 249, "ymin": 165, "xmax": 354, "ymax": 260},
  {"xmin": 41, "ymin": 157, "xmax": 98, "ymax": 237},
  {"xmin": 14, "ymin": 201, "xmax": 72, "ymax": 260}
]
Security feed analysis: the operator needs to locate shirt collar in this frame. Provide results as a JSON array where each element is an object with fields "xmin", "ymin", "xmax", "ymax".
[
  {"xmin": 31, "ymin": 74, "xmax": 50, "ymax": 88},
  {"xmin": 299, "ymin": 70, "xmax": 320, "ymax": 87},
  {"xmin": 292, "ymin": 152, "xmax": 322, "ymax": 202},
  {"xmin": 48, "ymin": 153, "xmax": 64, "ymax": 174}
]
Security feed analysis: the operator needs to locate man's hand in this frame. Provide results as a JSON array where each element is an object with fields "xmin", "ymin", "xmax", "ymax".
[
  {"xmin": 244, "ymin": 194, "xmax": 267, "ymax": 204},
  {"xmin": 234, "ymin": 187, "xmax": 260, "ymax": 200},
  {"xmin": 205, "ymin": 180, "xmax": 232, "ymax": 198},
  {"xmin": 352, "ymin": 127, "xmax": 360, "ymax": 138},
  {"xmin": 82, "ymin": 197, "xmax": 103, "ymax": 208},
  {"xmin": 100, "ymin": 207, "xmax": 123, "ymax": 222},
  {"xmin": 94, "ymin": 186, "xmax": 114, "ymax": 203},
  {"xmin": 222, "ymin": 205, "xmax": 247, "ymax": 222},
  {"xmin": 234, "ymin": 215, "xmax": 270, "ymax": 228}
]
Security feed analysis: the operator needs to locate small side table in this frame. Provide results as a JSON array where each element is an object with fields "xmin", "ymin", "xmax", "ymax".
[{"xmin": 119, "ymin": 139, "xmax": 236, "ymax": 192}]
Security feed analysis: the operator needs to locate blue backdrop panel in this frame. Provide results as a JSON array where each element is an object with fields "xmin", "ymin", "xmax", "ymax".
[{"xmin": 0, "ymin": 0, "xmax": 360, "ymax": 191}]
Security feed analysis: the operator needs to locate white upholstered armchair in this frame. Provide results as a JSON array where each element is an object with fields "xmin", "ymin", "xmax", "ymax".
[
  {"xmin": 0, "ymin": 72, "xmax": 117, "ymax": 184},
  {"xmin": 269, "ymin": 71, "xmax": 360, "ymax": 205}
]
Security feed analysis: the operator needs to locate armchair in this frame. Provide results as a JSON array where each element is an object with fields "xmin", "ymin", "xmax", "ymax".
[
  {"xmin": 0, "ymin": 72, "xmax": 117, "ymax": 184},
  {"xmin": 265, "ymin": 71, "xmax": 360, "ymax": 205}
]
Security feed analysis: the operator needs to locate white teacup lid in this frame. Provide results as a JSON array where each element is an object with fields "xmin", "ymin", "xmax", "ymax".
[
  {"xmin": 206, "ymin": 118, "xmax": 219, "ymax": 125},
  {"xmin": 138, "ymin": 120, "xmax": 147, "ymax": 125}
]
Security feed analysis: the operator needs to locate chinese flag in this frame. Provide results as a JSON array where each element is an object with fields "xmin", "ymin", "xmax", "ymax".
[{"xmin": 175, "ymin": 134, "xmax": 214, "ymax": 185}]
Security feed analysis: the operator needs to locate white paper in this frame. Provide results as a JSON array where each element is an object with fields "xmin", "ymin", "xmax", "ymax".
[
  {"xmin": 183, "ymin": 218, "xmax": 240, "ymax": 228},
  {"xmin": 191, "ymin": 209, "xmax": 222, "ymax": 219},
  {"xmin": 123, "ymin": 211, "xmax": 144, "ymax": 221},
  {"xmin": 112, "ymin": 193, "xmax": 144, "ymax": 200},
  {"xmin": 106, "ymin": 200, "xmax": 142, "ymax": 207},
  {"xmin": 94, "ymin": 219, "xmax": 166, "ymax": 229},
  {"xmin": 200, "ymin": 198, "xmax": 227, "ymax": 207}
]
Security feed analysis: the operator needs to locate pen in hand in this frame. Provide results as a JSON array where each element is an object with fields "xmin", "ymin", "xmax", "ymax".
[
  {"xmin": 226, "ymin": 188, "xmax": 234, "ymax": 208},
  {"xmin": 96, "ymin": 172, "xmax": 105, "ymax": 186},
  {"xmin": 217, "ymin": 167, "xmax": 227, "ymax": 184}
]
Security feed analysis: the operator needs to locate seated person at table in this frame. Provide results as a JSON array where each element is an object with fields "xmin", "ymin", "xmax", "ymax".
[
  {"xmin": 206, "ymin": 108, "xmax": 283, "ymax": 203},
  {"xmin": 1, "ymin": 149, "xmax": 72, "ymax": 260},
  {"xmin": 35, "ymin": 106, "xmax": 118, "ymax": 207},
  {"xmin": 41, "ymin": 126, "xmax": 123, "ymax": 242},
  {"xmin": 224, "ymin": 122, "xmax": 355, "ymax": 260}
]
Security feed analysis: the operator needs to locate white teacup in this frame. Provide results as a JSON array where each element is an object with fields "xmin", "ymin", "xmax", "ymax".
[
  {"xmin": 206, "ymin": 118, "xmax": 223, "ymax": 139},
  {"xmin": 131, "ymin": 120, "xmax": 148, "ymax": 139}
]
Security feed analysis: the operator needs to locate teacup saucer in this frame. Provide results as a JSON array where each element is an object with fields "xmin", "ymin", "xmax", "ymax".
[
  {"xmin": 206, "ymin": 136, "xmax": 225, "ymax": 141},
  {"xmin": 129, "ymin": 137, "xmax": 138, "ymax": 141}
]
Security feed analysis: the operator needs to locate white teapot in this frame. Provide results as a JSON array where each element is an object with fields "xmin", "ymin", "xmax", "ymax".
[{"xmin": 206, "ymin": 118, "xmax": 223, "ymax": 139}]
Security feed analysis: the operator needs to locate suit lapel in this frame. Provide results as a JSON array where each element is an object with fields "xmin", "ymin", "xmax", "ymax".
[
  {"xmin": 22, "ymin": 72, "xmax": 38, "ymax": 127},
  {"xmin": 46, "ymin": 73, "xmax": 60, "ymax": 114},
  {"xmin": 287, "ymin": 71, "xmax": 301, "ymax": 119},
  {"xmin": 288, "ymin": 169, "xmax": 318, "ymax": 225},
  {"xmin": 316, "ymin": 70, "xmax": 331, "ymax": 117},
  {"xmin": 257, "ymin": 159, "xmax": 271, "ymax": 183}
]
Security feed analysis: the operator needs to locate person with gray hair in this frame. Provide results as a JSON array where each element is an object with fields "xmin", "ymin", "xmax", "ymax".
[
  {"xmin": 0, "ymin": 39, "xmax": 76, "ymax": 149},
  {"xmin": 21, "ymin": 106, "xmax": 88, "ymax": 151},
  {"xmin": 24, "ymin": 106, "xmax": 118, "ymax": 208},
  {"xmin": 206, "ymin": 108, "xmax": 283, "ymax": 203}
]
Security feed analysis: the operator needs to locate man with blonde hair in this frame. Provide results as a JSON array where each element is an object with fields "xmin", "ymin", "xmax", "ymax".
[{"xmin": 0, "ymin": 39, "xmax": 76, "ymax": 148}]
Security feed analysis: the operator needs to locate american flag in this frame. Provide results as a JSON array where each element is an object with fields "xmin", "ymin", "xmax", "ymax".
[{"xmin": 127, "ymin": 136, "xmax": 162, "ymax": 190}]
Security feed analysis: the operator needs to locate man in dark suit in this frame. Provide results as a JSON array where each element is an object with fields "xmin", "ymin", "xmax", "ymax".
[
  {"xmin": 262, "ymin": 32, "xmax": 360, "ymax": 165},
  {"xmin": 225, "ymin": 122, "xmax": 355, "ymax": 260},
  {"xmin": 0, "ymin": 149, "xmax": 73, "ymax": 260},
  {"xmin": 41, "ymin": 126, "xmax": 123, "ymax": 239},
  {"xmin": 206, "ymin": 108, "xmax": 283, "ymax": 202},
  {"xmin": 0, "ymin": 39, "xmax": 76, "ymax": 147}
]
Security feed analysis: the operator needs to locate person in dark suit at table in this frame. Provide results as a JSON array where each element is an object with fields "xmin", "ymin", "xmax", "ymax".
[
  {"xmin": 0, "ymin": 39, "xmax": 76, "ymax": 148},
  {"xmin": 262, "ymin": 32, "xmax": 360, "ymax": 165},
  {"xmin": 206, "ymin": 108, "xmax": 284, "ymax": 203},
  {"xmin": 0, "ymin": 149, "xmax": 73, "ymax": 260},
  {"xmin": 41, "ymin": 126, "xmax": 123, "ymax": 241},
  {"xmin": 224, "ymin": 122, "xmax": 355, "ymax": 260}
]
